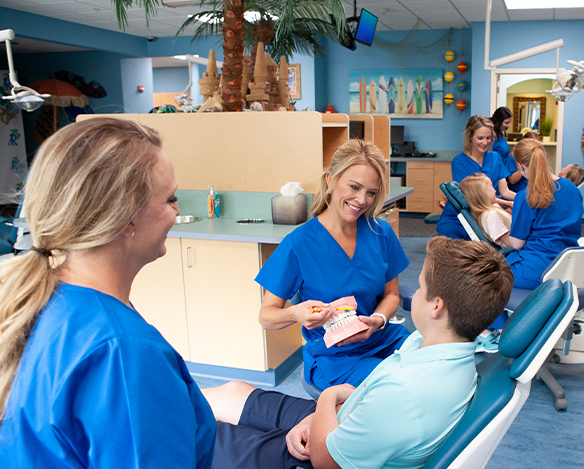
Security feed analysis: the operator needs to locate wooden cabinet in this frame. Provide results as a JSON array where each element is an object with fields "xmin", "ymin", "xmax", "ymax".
[
  {"xmin": 130, "ymin": 238, "xmax": 190, "ymax": 359},
  {"xmin": 433, "ymin": 162, "xmax": 452, "ymax": 209},
  {"xmin": 130, "ymin": 238, "xmax": 303, "ymax": 372},
  {"xmin": 405, "ymin": 160, "xmax": 451, "ymax": 213}
]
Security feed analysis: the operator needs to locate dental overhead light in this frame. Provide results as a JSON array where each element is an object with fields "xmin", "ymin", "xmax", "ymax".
[
  {"xmin": 1, "ymin": 29, "xmax": 50, "ymax": 112},
  {"xmin": 548, "ymin": 60, "xmax": 584, "ymax": 102}
]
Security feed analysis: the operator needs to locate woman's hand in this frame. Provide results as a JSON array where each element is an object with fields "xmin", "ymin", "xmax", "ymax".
[
  {"xmin": 258, "ymin": 290, "xmax": 334, "ymax": 330},
  {"xmin": 292, "ymin": 301, "xmax": 335, "ymax": 330},
  {"xmin": 496, "ymin": 197, "xmax": 513, "ymax": 210},
  {"xmin": 334, "ymin": 313, "xmax": 384, "ymax": 346}
]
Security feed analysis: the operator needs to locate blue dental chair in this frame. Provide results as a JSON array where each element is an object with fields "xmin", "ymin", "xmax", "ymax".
[
  {"xmin": 422, "ymin": 278, "xmax": 578, "ymax": 469},
  {"xmin": 439, "ymin": 181, "xmax": 515, "ymax": 256}
]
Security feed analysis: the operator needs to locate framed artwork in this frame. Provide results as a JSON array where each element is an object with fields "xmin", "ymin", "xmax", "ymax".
[
  {"xmin": 288, "ymin": 63, "xmax": 301, "ymax": 100},
  {"xmin": 349, "ymin": 68, "xmax": 443, "ymax": 119}
]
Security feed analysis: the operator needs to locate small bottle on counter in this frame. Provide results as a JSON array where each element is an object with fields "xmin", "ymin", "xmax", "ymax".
[{"xmin": 207, "ymin": 185, "xmax": 220, "ymax": 218}]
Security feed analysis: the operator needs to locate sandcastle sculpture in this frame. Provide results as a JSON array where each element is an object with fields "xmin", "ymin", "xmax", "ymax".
[
  {"xmin": 246, "ymin": 42, "xmax": 270, "ymax": 110},
  {"xmin": 266, "ymin": 54, "xmax": 281, "ymax": 111},
  {"xmin": 278, "ymin": 56, "xmax": 291, "ymax": 110},
  {"xmin": 241, "ymin": 55, "xmax": 252, "ymax": 108},
  {"xmin": 198, "ymin": 49, "xmax": 221, "ymax": 102}
]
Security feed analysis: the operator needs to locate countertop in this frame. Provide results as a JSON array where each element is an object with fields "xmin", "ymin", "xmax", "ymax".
[
  {"xmin": 391, "ymin": 157, "xmax": 454, "ymax": 163},
  {"xmin": 14, "ymin": 187, "xmax": 414, "ymax": 245},
  {"xmin": 170, "ymin": 187, "xmax": 414, "ymax": 244}
]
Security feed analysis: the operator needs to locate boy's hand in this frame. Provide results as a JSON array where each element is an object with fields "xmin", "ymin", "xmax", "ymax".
[{"xmin": 286, "ymin": 414, "xmax": 314, "ymax": 460}]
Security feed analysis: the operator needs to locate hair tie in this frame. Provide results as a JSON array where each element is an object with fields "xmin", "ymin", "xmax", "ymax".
[{"xmin": 30, "ymin": 246, "xmax": 52, "ymax": 257}]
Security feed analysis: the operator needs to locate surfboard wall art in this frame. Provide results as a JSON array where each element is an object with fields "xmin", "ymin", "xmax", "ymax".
[{"xmin": 349, "ymin": 69, "xmax": 443, "ymax": 119}]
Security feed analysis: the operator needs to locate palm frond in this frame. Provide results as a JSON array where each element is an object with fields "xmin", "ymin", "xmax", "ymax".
[{"xmin": 112, "ymin": 0, "xmax": 162, "ymax": 30}]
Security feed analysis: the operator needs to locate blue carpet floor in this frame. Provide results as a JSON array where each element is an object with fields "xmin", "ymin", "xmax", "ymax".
[{"xmin": 193, "ymin": 236, "xmax": 584, "ymax": 468}]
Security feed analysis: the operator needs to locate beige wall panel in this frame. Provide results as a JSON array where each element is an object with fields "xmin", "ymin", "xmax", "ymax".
[
  {"xmin": 130, "ymin": 238, "xmax": 190, "ymax": 360},
  {"xmin": 373, "ymin": 115, "xmax": 391, "ymax": 160},
  {"xmin": 182, "ymin": 239, "xmax": 266, "ymax": 371},
  {"xmin": 79, "ymin": 112, "xmax": 323, "ymax": 194}
]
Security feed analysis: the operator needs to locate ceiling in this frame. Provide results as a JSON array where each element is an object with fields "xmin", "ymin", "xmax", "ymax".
[{"xmin": 2, "ymin": 0, "xmax": 584, "ymax": 55}]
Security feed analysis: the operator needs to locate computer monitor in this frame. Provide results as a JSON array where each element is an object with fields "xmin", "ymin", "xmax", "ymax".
[
  {"xmin": 390, "ymin": 125, "xmax": 404, "ymax": 146},
  {"xmin": 354, "ymin": 9, "xmax": 378, "ymax": 46}
]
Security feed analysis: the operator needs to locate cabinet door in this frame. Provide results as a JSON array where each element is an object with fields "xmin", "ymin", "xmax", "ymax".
[
  {"xmin": 182, "ymin": 239, "xmax": 267, "ymax": 371},
  {"xmin": 433, "ymin": 162, "xmax": 452, "ymax": 211},
  {"xmin": 406, "ymin": 165, "xmax": 434, "ymax": 212},
  {"xmin": 130, "ymin": 237, "xmax": 190, "ymax": 360}
]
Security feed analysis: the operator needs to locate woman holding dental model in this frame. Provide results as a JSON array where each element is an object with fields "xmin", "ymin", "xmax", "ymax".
[{"xmin": 256, "ymin": 139, "xmax": 410, "ymax": 391}]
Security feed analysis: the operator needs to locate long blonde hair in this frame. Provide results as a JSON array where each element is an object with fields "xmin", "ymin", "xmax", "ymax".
[
  {"xmin": 512, "ymin": 138, "xmax": 555, "ymax": 209},
  {"xmin": 0, "ymin": 117, "xmax": 162, "ymax": 424},
  {"xmin": 310, "ymin": 139, "xmax": 387, "ymax": 218},
  {"xmin": 460, "ymin": 173, "xmax": 511, "ymax": 243}
]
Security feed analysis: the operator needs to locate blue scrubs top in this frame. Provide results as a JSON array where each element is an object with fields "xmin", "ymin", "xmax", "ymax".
[
  {"xmin": 492, "ymin": 135, "xmax": 528, "ymax": 192},
  {"xmin": 506, "ymin": 178, "xmax": 584, "ymax": 289},
  {"xmin": 255, "ymin": 216, "xmax": 410, "ymax": 385},
  {"xmin": 0, "ymin": 283, "xmax": 216, "ymax": 469},
  {"xmin": 437, "ymin": 151, "xmax": 512, "ymax": 239}
]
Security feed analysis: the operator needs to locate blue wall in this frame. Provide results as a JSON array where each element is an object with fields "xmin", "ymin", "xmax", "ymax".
[
  {"xmin": 1, "ymin": 6, "xmax": 582, "ymax": 166},
  {"xmin": 471, "ymin": 20, "xmax": 584, "ymax": 168},
  {"xmin": 315, "ymin": 28, "xmax": 473, "ymax": 153}
]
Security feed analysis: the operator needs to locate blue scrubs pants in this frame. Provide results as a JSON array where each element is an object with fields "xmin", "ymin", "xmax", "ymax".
[{"xmin": 213, "ymin": 389, "xmax": 317, "ymax": 469}]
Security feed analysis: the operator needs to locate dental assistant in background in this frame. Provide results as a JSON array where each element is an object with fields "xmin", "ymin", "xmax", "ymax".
[
  {"xmin": 507, "ymin": 138, "xmax": 583, "ymax": 289},
  {"xmin": 491, "ymin": 106, "xmax": 527, "ymax": 193},
  {"xmin": 0, "ymin": 118, "xmax": 216, "ymax": 468},
  {"xmin": 256, "ymin": 139, "xmax": 410, "ymax": 391},
  {"xmin": 437, "ymin": 115, "xmax": 515, "ymax": 240}
]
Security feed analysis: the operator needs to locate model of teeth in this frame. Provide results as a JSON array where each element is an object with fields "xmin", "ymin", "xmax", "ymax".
[{"xmin": 313, "ymin": 296, "xmax": 369, "ymax": 348}]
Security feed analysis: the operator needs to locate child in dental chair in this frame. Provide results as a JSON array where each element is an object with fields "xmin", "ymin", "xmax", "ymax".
[
  {"xmin": 460, "ymin": 173, "xmax": 513, "ymax": 248},
  {"xmin": 203, "ymin": 237, "xmax": 514, "ymax": 469}
]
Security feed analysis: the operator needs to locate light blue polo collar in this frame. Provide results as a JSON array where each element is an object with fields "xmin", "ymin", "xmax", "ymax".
[{"xmin": 394, "ymin": 331, "xmax": 477, "ymax": 366}]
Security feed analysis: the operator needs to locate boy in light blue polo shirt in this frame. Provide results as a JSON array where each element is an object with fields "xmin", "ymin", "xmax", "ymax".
[{"xmin": 204, "ymin": 237, "xmax": 514, "ymax": 469}]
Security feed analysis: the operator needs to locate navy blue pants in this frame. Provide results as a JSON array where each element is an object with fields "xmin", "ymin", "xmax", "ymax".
[{"xmin": 212, "ymin": 389, "xmax": 317, "ymax": 469}]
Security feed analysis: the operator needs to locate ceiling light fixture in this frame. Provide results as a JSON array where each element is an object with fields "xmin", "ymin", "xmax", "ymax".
[
  {"xmin": 548, "ymin": 59, "xmax": 584, "ymax": 101},
  {"xmin": 504, "ymin": 0, "xmax": 584, "ymax": 9},
  {"xmin": 1, "ymin": 29, "xmax": 50, "ymax": 112}
]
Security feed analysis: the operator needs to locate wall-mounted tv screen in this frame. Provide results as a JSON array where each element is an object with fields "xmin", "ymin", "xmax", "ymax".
[{"xmin": 354, "ymin": 9, "xmax": 378, "ymax": 46}]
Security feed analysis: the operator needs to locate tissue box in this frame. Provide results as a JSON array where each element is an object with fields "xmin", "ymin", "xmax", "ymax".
[{"xmin": 271, "ymin": 194, "xmax": 307, "ymax": 225}]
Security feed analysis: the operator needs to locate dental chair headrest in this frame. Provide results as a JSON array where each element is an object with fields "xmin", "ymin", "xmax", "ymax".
[{"xmin": 498, "ymin": 279, "xmax": 563, "ymax": 359}]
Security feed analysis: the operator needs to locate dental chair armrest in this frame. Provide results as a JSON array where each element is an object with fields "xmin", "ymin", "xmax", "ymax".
[
  {"xmin": 399, "ymin": 285, "xmax": 415, "ymax": 312},
  {"xmin": 500, "ymin": 247, "xmax": 517, "ymax": 257}
]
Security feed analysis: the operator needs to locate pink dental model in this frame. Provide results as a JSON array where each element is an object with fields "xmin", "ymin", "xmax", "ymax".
[{"xmin": 314, "ymin": 296, "xmax": 369, "ymax": 348}]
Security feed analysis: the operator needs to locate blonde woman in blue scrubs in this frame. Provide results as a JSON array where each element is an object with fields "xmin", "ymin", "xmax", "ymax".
[
  {"xmin": 256, "ymin": 139, "xmax": 410, "ymax": 391},
  {"xmin": 0, "ymin": 118, "xmax": 216, "ymax": 468},
  {"xmin": 508, "ymin": 138, "xmax": 583, "ymax": 288}
]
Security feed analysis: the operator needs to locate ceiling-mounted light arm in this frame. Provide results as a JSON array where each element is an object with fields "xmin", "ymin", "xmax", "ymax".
[
  {"xmin": 1, "ymin": 29, "xmax": 50, "ymax": 112},
  {"xmin": 484, "ymin": 0, "xmax": 563, "ymax": 70}
]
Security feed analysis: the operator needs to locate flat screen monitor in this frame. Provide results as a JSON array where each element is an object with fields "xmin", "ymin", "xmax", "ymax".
[
  {"xmin": 354, "ymin": 9, "xmax": 378, "ymax": 46},
  {"xmin": 390, "ymin": 125, "xmax": 404, "ymax": 146}
]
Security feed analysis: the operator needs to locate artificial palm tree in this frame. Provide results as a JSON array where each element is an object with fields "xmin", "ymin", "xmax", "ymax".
[{"xmin": 113, "ymin": 0, "xmax": 347, "ymax": 111}]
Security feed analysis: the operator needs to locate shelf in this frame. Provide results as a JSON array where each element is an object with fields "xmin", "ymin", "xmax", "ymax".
[{"xmin": 322, "ymin": 123, "xmax": 348, "ymax": 128}]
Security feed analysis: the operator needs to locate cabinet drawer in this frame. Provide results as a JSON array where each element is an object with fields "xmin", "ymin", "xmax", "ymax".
[
  {"xmin": 406, "ymin": 168, "xmax": 433, "ymax": 189},
  {"xmin": 407, "ymin": 161, "xmax": 434, "ymax": 170},
  {"xmin": 406, "ymin": 192, "xmax": 434, "ymax": 212}
]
